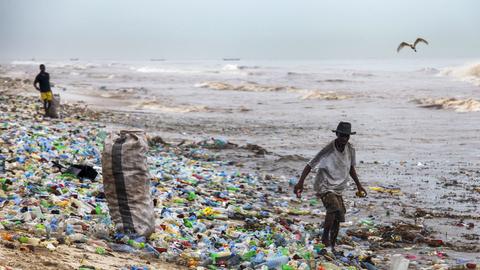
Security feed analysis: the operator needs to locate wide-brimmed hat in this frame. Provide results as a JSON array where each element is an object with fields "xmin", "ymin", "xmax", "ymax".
[{"xmin": 332, "ymin": 121, "xmax": 356, "ymax": 135}]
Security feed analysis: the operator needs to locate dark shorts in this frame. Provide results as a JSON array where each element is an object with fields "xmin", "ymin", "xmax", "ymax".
[{"xmin": 319, "ymin": 192, "xmax": 346, "ymax": 222}]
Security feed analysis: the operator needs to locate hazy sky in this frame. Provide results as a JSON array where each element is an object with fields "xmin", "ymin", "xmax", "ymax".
[{"xmin": 1, "ymin": 0, "xmax": 479, "ymax": 60}]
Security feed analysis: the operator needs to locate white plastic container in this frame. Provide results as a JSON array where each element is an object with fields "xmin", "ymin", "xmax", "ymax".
[{"xmin": 390, "ymin": 254, "xmax": 410, "ymax": 270}]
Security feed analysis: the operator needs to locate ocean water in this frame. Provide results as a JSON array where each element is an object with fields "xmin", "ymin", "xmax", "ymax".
[
  {"xmin": 4, "ymin": 57, "xmax": 480, "ymax": 164},
  {"xmin": 4, "ymin": 58, "xmax": 480, "ymax": 129}
]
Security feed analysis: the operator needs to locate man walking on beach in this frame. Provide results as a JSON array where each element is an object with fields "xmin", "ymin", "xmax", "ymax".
[
  {"xmin": 33, "ymin": 64, "xmax": 53, "ymax": 116},
  {"xmin": 294, "ymin": 121, "xmax": 367, "ymax": 252}
]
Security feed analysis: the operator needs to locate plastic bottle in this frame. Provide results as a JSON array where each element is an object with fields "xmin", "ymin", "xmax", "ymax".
[
  {"xmin": 252, "ymin": 252, "xmax": 265, "ymax": 265},
  {"xmin": 18, "ymin": 236, "xmax": 29, "ymax": 244},
  {"xmin": 145, "ymin": 243, "xmax": 161, "ymax": 257},
  {"xmin": 27, "ymin": 237, "xmax": 41, "ymax": 246},
  {"xmin": 108, "ymin": 243, "xmax": 137, "ymax": 253},
  {"xmin": 263, "ymin": 255, "xmax": 289, "ymax": 269},
  {"xmin": 69, "ymin": 233, "xmax": 88, "ymax": 243},
  {"xmin": 95, "ymin": 247, "xmax": 106, "ymax": 255},
  {"xmin": 65, "ymin": 223, "xmax": 74, "ymax": 235},
  {"xmin": 193, "ymin": 222, "xmax": 207, "ymax": 233},
  {"xmin": 242, "ymin": 250, "xmax": 257, "ymax": 261},
  {"xmin": 127, "ymin": 239, "xmax": 145, "ymax": 249},
  {"xmin": 390, "ymin": 254, "xmax": 409, "ymax": 270}
]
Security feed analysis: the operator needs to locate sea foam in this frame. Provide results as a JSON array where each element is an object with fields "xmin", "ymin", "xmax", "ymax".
[
  {"xmin": 440, "ymin": 62, "xmax": 480, "ymax": 86},
  {"xmin": 195, "ymin": 81, "xmax": 296, "ymax": 92},
  {"xmin": 414, "ymin": 97, "xmax": 480, "ymax": 112}
]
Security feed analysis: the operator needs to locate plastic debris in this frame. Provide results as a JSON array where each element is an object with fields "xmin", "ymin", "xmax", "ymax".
[
  {"xmin": 0, "ymin": 92, "xmax": 478, "ymax": 269},
  {"xmin": 368, "ymin": 186, "xmax": 402, "ymax": 195}
]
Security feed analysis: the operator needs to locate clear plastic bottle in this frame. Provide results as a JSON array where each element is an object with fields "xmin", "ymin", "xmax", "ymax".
[{"xmin": 263, "ymin": 255, "xmax": 289, "ymax": 269}]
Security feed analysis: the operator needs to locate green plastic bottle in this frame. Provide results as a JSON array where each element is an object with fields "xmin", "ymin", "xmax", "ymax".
[
  {"xmin": 282, "ymin": 265, "xmax": 294, "ymax": 270},
  {"xmin": 183, "ymin": 219, "xmax": 193, "ymax": 228},
  {"xmin": 187, "ymin": 191, "xmax": 196, "ymax": 201},
  {"xmin": 242, "ymin": 250, "xmax": 256, "ymax": 261}
]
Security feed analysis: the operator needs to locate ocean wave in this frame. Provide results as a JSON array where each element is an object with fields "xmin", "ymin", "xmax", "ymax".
[
  {"xmin": 317, "ymin": 79, "xmax": 351, "ymax": 83},
  {"xmin": 195, "ymin": 81, "xmax": 297, "ymax": 92},
  {"xmin": 286, "ymin": 72, "xmax": 302, "ymax": 76},
  {"xmin": 351, "ymin": 72, "xmax": 374, "ymax": 77},
  {"xmin": 87, "ymin": 73, "xmax": 116, "ymax": 79},
  {"xmin": 301, "ymin": 90, "xmax": 351, "ymax": 100},
  {"xmin": 134, "ymin": 65, "xmax": 259, "ymax": 74},
  {"xmin": 11, "ymin": 60, "xmax": 40, "ymax": 65},
  {"xmin": 222, "ymin": 64, "xmax": 260, "ymax": 71},
  {"xmin": 10, "ymin": 61, "xmax": 99, "ymax": 70},
  {"xmin": 286, "ymin": 71, "xmax": 314, "ymax": 77},
  {"xmin": 132, "ymin": 100, "xmax": 211, "ymax": 113},
  {"xmin": 221, "ymin": 64, "xmax": 244, "ymax": 71},
  {"xmin": 96, "ymin": 87, "xmax": 148, "ymax": 98},
  {"xmin": 440, "ymin": 63, "xmax": 480, "ymax": 86},
  {"xmin": 134, "ymin": 67, "xmax": 201, "ymax": 74},
  {"xmin": 196, "ymin": 81, "xmax": 352, "ymax": 101},
  {"xmin": 70, "ymin": 63, "xmax": 99, "ymax": 70},
  {"xmin": 222, "ymin": 64, "xmax": 239, "ymax": 71},
  {"xmin": 135, "ymin": 67, "xmax": 175, "ymax": 73},
  {"xmin": 414, "ymin": 98, "xmax": 480, "ymax": 112}
]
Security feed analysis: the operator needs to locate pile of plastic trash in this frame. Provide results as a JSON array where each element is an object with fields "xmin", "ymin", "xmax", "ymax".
[
  {"xmin": 1, "ymin": 93, "xmax": 479, "ymax": 270},
  {"xmin": 0, "ymin": 94, "xmax": 377, "ymax": 270}
]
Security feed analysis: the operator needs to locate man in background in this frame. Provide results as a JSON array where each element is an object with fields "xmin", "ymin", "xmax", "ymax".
[{"xmin": 33, "ymin": 64, "xmax": 53, "ymax": 116}]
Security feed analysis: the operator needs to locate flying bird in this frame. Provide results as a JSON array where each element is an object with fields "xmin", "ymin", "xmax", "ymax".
[{"xmin": 397, "ymin": 38, "xmax": 429, "ymax": 52}]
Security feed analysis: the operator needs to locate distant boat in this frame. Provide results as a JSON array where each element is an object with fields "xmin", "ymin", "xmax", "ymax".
[
  {"xmin": 150, "ymin": 58, "xmax": 165, "ymax": 61},
  {"xmin": 70, "ymin": 58, "xmax": 79, "ymax": 61},
  {"xmin": 223, "ymin": 58, "xmax": 240, "ymax": 61}
]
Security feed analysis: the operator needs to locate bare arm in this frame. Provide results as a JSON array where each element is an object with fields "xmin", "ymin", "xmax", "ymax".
[
  {"xmin": 33, "ymin": 76, "xmax": 40, "ymax": 91},
  {"xmin": 350, "ymin": 165, "xmax": 367, "ymax": 196},
  {"xmin": 293, "ymin": 164, "xmax": 311, "ymax": 198},
  {"xmin": 293, "ymin": 144, "xmax": 334, "ymax": 198}
]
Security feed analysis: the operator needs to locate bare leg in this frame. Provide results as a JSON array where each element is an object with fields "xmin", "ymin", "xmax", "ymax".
[
  {"xmin": 321, "ymin": 212, "xmax": 335, "ymax": 246},
  {"xmin": 330, "ymin": 217, "xmax": 340, "ymax": 251}
]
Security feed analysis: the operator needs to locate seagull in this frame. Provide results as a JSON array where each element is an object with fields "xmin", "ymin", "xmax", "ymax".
[{"xmin": 397, "ymin": 38, "xmax": 429, "ymax": 52}]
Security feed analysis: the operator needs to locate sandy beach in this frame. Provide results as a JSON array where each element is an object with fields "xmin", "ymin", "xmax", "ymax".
[{"xmin": 1, "ymin": 59, "xmax": 480, "ymax": 269}]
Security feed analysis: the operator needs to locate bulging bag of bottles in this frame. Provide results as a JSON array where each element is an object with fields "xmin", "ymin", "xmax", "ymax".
[
  {"xmin": 102, "ymin": 129, "xmax": 155, "ymax": 237},
  {"xmin": 47, "ymin": 93, "xmax": 60, "ymax": 118}
]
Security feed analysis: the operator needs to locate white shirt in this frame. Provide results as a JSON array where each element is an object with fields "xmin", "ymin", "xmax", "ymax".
[{"xmin": 307, "ymin": 140, "xmax": 356, "ymax": 195}]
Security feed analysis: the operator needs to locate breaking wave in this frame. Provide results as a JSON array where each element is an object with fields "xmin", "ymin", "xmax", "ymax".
[
  {"xmin": 132, "ymin": 100, "xmax": 211, "ymax": 113},
  {"xmin": 414, "ymin": 98, "xmax": 480, "ymax": 112},
  {"xmin": 221, "ymin": 64, "xmax": 260, "ymax": 71},
  {"xmin": 11, "ymin": 60, "xmax": 100, "ymax": 70},
  {"xmin": 196, "ymin": 81, "xmax": 353, "ymax": 102},
  {"xmin": 222, "ymin": 64, "xmax": 240, "ymax": 71},
  {"xmin": 11, "ymin": 60, "xmax": 40, "ymax": 66},
  {"xmin": 134, "ymin": 65, "xmax": 258, "ymax": 74},
  {"xmin": 317, "ymin": 79, "xmax": 351, "ymax": 83},
  {"xmin": 351, "ymin": 72, "xmax": 374, "ymax": 77},
  {"xmin": 440, "ymin": 62, "xmax": 480, "ymax": 86},
  {"xmin": 286, "ymin": 71, "xmax": 310, "ymax": 76},
  {"xmin": 134, "ymin": 67, "xmax": 202, "ymax": 74},
  {"xmin": 195, "ymin": 81, "xmax": 297, "ymax": 92},
  {"xmin": 301, "ymin": 90, "xmax": 351, "ymax": 100}
]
